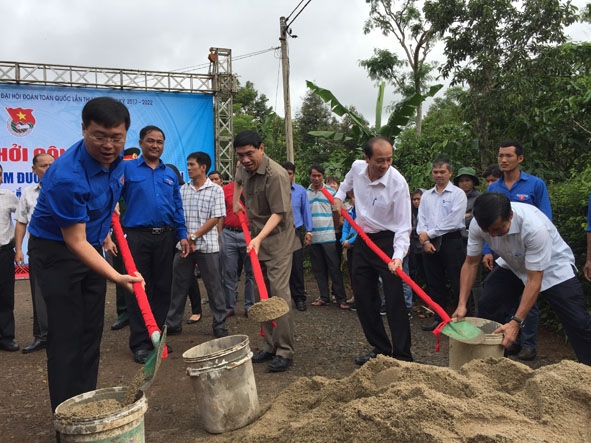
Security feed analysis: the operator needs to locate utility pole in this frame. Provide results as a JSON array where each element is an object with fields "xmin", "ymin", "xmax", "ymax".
[{"xmin": 279, "ymin": 16, "xmax": 294, "ymax": 163}]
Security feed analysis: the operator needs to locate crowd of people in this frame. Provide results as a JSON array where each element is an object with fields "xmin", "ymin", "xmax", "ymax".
[{"xmin": 1, "ymin": 97, "xmax": 590, "ymax": 420}]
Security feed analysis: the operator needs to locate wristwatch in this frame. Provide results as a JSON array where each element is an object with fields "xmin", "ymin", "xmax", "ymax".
[
  {"xmin": 190, "ymin": 233, "xmax": 197, "ymax": 241},
  {"xmin": 510, "ymin": 315, "xmax": 525, "ymax": 328}
]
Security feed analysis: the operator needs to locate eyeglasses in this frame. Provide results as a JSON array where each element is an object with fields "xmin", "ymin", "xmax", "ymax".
[{"xmin": 87, "ymin": 134, "xmax": 126, "ymax": 146}]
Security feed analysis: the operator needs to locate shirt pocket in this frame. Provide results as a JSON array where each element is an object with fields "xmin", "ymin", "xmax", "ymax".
[
  {"xmin": 371, "ymin": 199, "xmax": 392, "ymax": 220},
  {"xmin": 87, "ymin": 192, "xmax": 109, "ymax": 220}
]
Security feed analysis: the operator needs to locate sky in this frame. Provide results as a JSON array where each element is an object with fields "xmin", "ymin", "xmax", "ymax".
[{"xmin": 1, "ymin": 0, "xmax": 590, "ymax": 123}]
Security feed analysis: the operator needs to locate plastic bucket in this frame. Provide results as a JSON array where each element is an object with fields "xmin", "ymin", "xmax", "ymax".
[
  {"xmin": 449, "ymin": 317, "xmax": 505, "ymax": 370},
  {"xmin": 54, "ymin": 386, "xmax": 148, "ymax": 442},
  {"xmin": 183, "ymin": 334, "xmax": 259, "ymax": 434}
]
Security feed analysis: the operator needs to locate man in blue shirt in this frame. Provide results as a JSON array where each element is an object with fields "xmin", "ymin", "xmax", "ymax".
[
  {"xmin": 28, "ymin": 97, "xmax": 143, "ymax": 411},
  {"xmin": 282, "ymin": 162, "xmax": 313, "ymax": 311},
  {"xmin": 482, "ymin": 140, "xmax": 552, "ymax": 361},
  {"xmin": 121, "ymin": 125, "xmax": 189, "ymax": 364}
]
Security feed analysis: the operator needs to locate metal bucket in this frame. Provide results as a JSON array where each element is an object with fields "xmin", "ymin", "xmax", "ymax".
[
  {"xmin": 54, "ymin": 387, "xmax": 147, "ymax": 442},
  {"xmin": 449, "ymin": 317, "xmax": 504, "ymax": 370},
  {"xmin": 183, "ymin": 334, "xmax": 259, "ymax": 434}
]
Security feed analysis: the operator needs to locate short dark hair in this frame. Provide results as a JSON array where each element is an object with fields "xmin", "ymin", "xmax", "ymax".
[
  {"xmin": 432, "ymin": 157, "xmax": 452, "ymax": 172},
  {"xmin": 308, "ymin": 164, "xmax": 325, "ymax": 175},
  {"xmin": 499, "ymin": 140, "xmax": 523, "ymax": 157},
  {"xmin": 32, "ymin": 152, "xmax": 54, "ymax": 165},
  {"xmin": 233, "ymin": 130, "xmax": 262, "ymax": 149},
  {"xmin": 187, "ymin": 151, "xmax": 212, "ymax": 174},
  {"xmin": 139, "ymin": 125, "xmax": 165, "ymax": 140},
  {"xmin": 411, "ymin": 188, "xmax": 423, "ymax": 197},
  {"xmin": 364, "ymin": 136, "xmax": 393, "ymax": 158},
  {"xmin": 483, "ymin": 164, "xmax": 501, "ymax": 179},
  {"xmin": 281, "ymin": 161, "xmax": 295, "ymax": 173},
  {"xmin": 326, "ymin": 176, "xmax": 339, "ymax": 184},
  {"xmin": 82, "ymin": 97, "xmax": 130, "ymax": 130},
  {"xmin": 472, "ymin": 193, "xmax": 512, "ymax": 231},
  {"xmin": 208, "ymin": 170, "xmax": 222, "ymax": 178}
]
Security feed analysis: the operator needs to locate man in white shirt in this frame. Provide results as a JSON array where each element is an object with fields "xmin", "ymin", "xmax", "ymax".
[
  {"xmin": 0, "ymin": 163, "xmax": 19, "ymax": 352},
  {"xmin": 453, "ymin": 192, "xmax": 591, "ymax": 365},
  {"xmin": 334, "ymin": 136, "xmax": 413, "ymax": 365},
  {"xmin": 417, "ymin": 158, "xmax": 467, "ymax": 331},
  {"xmin": 14, "ymin": 153, "xmax": 55, "ymax": 353}
]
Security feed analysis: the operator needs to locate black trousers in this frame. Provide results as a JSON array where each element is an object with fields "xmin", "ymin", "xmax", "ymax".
[
  {"xmin": 124, "ymin": 229, "xmax": 176, "ymax": 353},
  {"xmin": 0, "ymin": 243, "xmax": 16, "ymax": 341},
  {"xmin": 289, "ymin": 227, "xmax": 306, "ymax": 303},
  {"xmin": 29, "ymin": 237, "xmax": 106, "ymax": 411},
  {"xmin": 352, "ymin": 231, "xmax": 412, "ymax": 361}
]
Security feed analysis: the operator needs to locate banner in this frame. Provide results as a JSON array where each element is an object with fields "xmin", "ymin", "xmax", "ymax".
[{"xmin": 0, "ymin": 83, "xmax": 215, "ymax": 263}]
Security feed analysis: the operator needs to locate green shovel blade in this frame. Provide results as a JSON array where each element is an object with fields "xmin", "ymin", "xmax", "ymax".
[{"xmin": 442, "ymin": 320, "xmax": 484, "ymax": 344}]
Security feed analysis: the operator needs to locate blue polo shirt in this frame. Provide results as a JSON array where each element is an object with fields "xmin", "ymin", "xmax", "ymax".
[
  {"xmin": 290, "ymin": 182, "xmax": 313, "ymax": 231},
  {"xmin": 28, "ymin": 139, "xmax": 124, "ymax": 246},
  {"xmin": 487, "ymin": 171, "xmax": 552, "ymax": 220},
  {"xmin": 121, "ymin": 157, "xmax": 187, "ymax": 240}
]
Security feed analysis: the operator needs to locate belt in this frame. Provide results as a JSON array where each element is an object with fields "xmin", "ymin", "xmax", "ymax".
[
  {"xmin": 442, "ymin": 230, "xmax": 462, "ymax": 240},
  {"xmin": 126, "ymin": 226, "xmax": 173, "ymax": 235},
  {"xmin": 224, "ymin": 226, "xmax": 243, "ymax": 233}
]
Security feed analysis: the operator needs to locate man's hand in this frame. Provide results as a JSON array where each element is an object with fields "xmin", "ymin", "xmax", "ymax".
[
  {"xmin": 451, "ymin": 304, "xmax": 468, "ymax": 322},
  {"xmin": 387, "ymin": 258, "xmax": 402, "ymax": 274},
  {"xmin": 493, "ymin": 321, "xmax": 520, "ymax": 348},
  {"xmin": 14, "ymin": 250, "xmax": 26, "ymax": 270},
  {"xmin": 304, "ymin": 232, "xmax": 312, "ymax": 246},
  {"xmin": 423, "ymin": 242, "xmax": 436, "ymax": 254},
  {"xmin": 246, "ymin": 236, "xmax": 262, "ymax": 255},
  {"xmin": 116, "ymin": 271, "xmax": 145, "ymax": 294},
  {"xmin": 179, "ymin": 238, "xmax": 191, "ymax": 258},
  {"xmin": 482, "ymin": 253, "xmax": 494, "ymax": 271},
  {"xmin": 102, "ymin": 234, "xmax": 118, "ymax": 256},
  {"xmin": 342, "ymin": 240, "xmax": 351, "ymax": 249},
  {"xmin": 584, "ymin": 259, "xmax": 591, "ymax": 281},
  {"xmin": 332, "ymin": 198, "xmax": 343, "ymax": 215}
]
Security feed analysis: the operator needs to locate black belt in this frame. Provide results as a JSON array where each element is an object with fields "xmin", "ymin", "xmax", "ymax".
[
  {"xmin": 224, "ymin": 226, "xmax": 242, "ymax": 233},
  {"xmin": 126, "ymin": 226, "xmax": 173, "ymax": 235}
]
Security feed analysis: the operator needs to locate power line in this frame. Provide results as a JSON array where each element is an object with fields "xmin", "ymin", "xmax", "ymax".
[
  {"xmin": 285, "ymin": 0, "xmax": 306, "ymax": 22},
  {"xmin": 171, "ymin": 47, "xmax": 279, "ymax": 73},
  {"xmin": 285, "ymin": 0, "xmax": 312, "ymax": 28}
]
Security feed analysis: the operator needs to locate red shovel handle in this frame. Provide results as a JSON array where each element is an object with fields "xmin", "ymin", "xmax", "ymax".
[
  {"xmin": 319, "ymin": 187, "xmax": 451, "ymax": 323},
  {"xmin": 111, "ymin": 213, "xmax": 167, "ymax": 358},
  {"xmin": 237, "ymin": 211, "xmax": 269, "ymax": 301}
]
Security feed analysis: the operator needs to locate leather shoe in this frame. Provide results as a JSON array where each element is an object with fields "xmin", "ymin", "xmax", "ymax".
[
  {"xmin": 0, "ymin": 339, "xmax": 19, "ymax": 352},
  {"xmin": 22, "ymin": 338, "xmax": 46, "ymax": 354},
  {"xmin": 167, "ymin": 326, "xmax": 182, "ymax": 335},
  {"xmin": 295, "ymin": 300, "xmax": 307, "ymax": 311},
  {"xmin": 213, "ymin": 327, "xmax": 229, "ymax": 338},
  {"xmin": 421, "ymin": 320, "xmax": 440, "ymax": 332},
  {"xmin": 517, "ymin": 346, "xmax": 536, "ymax": 361},
  {"xmin": 110, "ymin": 318, "xmax": 129, "ymax": 330},
  {"xmin": 505, "ymin": 343, "xmax": 522, "ymax": 356},
  {"xmin": 268, "ymin": 355, "xmax": 292, "ymax": 372},
  {"xmin": 355, "ymin": 351, "xmax": 378, "ymax": 366},
  {"xmin": 252, "ymin": 349, "xmax": 275, "ymax": 363},
  {"xmin": 134, "ymin": 349, "xmax": 150, "ymax": 364}
]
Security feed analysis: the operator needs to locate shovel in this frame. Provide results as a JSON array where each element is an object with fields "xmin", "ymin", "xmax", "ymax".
[
  {"xmin": 110, "ymin": 213, "xmax": 168, "ymax": 404},
  {"xmin": 236, "ymin": 210, "xmax": 290, "ymax": 323},
  {"xmin": 319, "ymin": 188, "xmax": 483, "ymax": 346}
]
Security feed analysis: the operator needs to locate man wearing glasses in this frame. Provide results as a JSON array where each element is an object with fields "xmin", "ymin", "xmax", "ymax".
[
  {"xmin": 120, "ymin": 125, "xmax": 189, "ymax": 364},
  {"xmin": 28, "ymin": 97, "xmax": 144, "ymax": 412}
]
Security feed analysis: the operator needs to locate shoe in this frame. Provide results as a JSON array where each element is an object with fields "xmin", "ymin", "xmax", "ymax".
[
  {"xmin": 22, "ymin": 338, "xmax": 46, "ymax": 354},
  {"xmin": 421, "ymin": 320, "xmax": 440, "ymax": 331},
  {"xmin": 505, "ymin": 343, "xmax": 522, "ymax": 356},
  {"xmin": 110, "ymin": 318, "xmax": 129, "ymax": 330},
  {"xmin": 517, "ymin": 346, "xmax": 537, "ymax": 361},
  {"xmin": 252, "ymin": 349, "xmax": 275, "ymax": 363},
  {"xmin": 166, "ymin": 344, "xmax": 173, "ymax": 354},
  {"xmin": 186, "ymin": 314, "xmax": 201, "ymax": 324},
  {"xmin": 213, "ymin": 327, "xmax": 229, "ymax": 338},
  {"xmin": 380, "ymin": 306, "xmax": 387, "ymax": 316},
  {"xmin": 167, "ymin": 326, "xmax": 182, "ymax": 335},
  {"xmin": 225, "ymin": 310, "xmax": 235, "ymax": 319},
  {"xmin": 244, "ymin": 309, "xmax": 249, "ymax": 318},
  {"xmin": 133, "ymin": 349, "xmax": 150, "ymax": 364},
  {"xmin": 407, "ymin": 310, "xmax": 413, "ymax": 321},
  {"xmin": 268, "ymin": 355, "xmax": 292, "ymax": 372},
  {"xmin": 295, "ymin": 301, "xmax": 307, "ymax": 311},
  {"xmin": 349, "ymin": 303, "xmax": 357, "ymax": 312},
  {"xmin": 0, "ymin": 339, "xmax": 19, "ymax": 352},
  {"xmin": 355, "ymin": 351, "xmax": 378, "ymax": 366}
]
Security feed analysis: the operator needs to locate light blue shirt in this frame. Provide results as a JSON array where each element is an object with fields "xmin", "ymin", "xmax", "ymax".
[
  {"xmin": 291, "ymin": 182, "xmax": 313, "ymax": 232},
  {"xmin": 416, "ymin": 181, "xmax": 467, "ymax": 239}
]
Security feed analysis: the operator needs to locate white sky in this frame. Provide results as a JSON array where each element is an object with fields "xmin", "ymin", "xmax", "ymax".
[{"xmin": 1, "ymin": 0, "xmax": 589, "ymax": 123}]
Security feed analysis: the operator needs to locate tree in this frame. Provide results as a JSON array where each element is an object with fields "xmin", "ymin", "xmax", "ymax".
[{"xmin": 361, "ymin": 0, "xmax": 439, "ymax": 136}]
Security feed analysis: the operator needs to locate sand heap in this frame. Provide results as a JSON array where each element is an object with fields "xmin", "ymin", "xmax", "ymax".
[{"xmin": 222, "ymin": 356, "xmax": 591, "ymax": 442}]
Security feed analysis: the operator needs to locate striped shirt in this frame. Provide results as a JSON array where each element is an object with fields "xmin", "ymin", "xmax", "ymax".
[
  {"xmin": 307, "ymin": 184, "xmax": 337, "ymax": 244},
  {"xmin": 180, "ymin": 178, "xmax": 225, "ymax": 253}
]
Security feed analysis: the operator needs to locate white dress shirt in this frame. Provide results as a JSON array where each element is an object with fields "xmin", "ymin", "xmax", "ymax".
[
  {"xmin": 16, "ymin": 183, "xmax": 41, "ymax": 225},
  {"xmin": 416, "ymin": 181, "xmax": 467, "ymax": 238},
  {"xmin": 335, "ymin": 160, "xmax": 411, "ymax": 261},
  {"xmin": 0, "ymin": 189, "xmax": 18, "ymax": 246}
]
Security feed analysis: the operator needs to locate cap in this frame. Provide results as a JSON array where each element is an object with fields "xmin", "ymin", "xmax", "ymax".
[
  {"xmin": 123, "ymin": 147, "xmax": 140, "ymax": 161},
  {"xmin": 453, "ymin": 166, "xmax": 479, "ymax": 186}
]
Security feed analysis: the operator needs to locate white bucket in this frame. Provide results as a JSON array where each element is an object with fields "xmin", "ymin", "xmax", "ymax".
[
  {"xmin": 449, "ymin": 317, "xmax": 505, "ymax": 370},
  {"xmin": 54, "ymin": 387, "xmax": 147, "ymax": 442},
  {"xmin": 183, "ymin": 334, "xmax": 259, "ymax": 434}
]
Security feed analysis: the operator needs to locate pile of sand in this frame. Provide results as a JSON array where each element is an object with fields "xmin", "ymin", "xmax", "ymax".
[{"xmin": 224, "ymin": 356, "xmax": 591, "ymax": 442}]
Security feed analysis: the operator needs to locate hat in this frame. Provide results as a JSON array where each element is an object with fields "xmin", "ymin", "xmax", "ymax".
[
  {"xmin": 123, "ymin": 147, "xmax": 140, "ymax": 161},
  {"xmin": 453, "ymin": 166, "xmax": 479, "ymax": 186}
]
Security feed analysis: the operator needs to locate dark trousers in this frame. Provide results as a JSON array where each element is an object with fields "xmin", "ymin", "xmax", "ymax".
[
  {"xmin": 352, "ymin": 231, "xmax": 412, "ymax": 361},
  {"xmin": 28, "ymin": 257, "xmax": 48, "ymax": 340},
  {"xmin": 124, "ymin": 229, "xmax": 176, "ymax": 352},
  {"xmin": 29, "ymin": 237, "xmax": 106, "ymax": 411},
  {"xmin": 309, "ymin": 242, "xmax": 347, "ymax": 304},
  {"xmin": 0, "ymin": 243, "xmax": 16, "ymax": 341},
  {"xmin": 289, "ymin": 227, "xmax": 306, "ymax": 303},
  {"xmin": 110, "ymin": 236, "xmax": 128, "ymax": 322},
  {"xmin": 421, "ymin": 232, "xmax": 465, "ymax": 320},
  {"xmin": 479, "ymin": 266, "xmax": 591, "ymax": 365}
]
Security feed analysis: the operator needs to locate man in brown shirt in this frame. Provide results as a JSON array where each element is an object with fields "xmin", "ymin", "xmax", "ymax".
[{"xmin": 233, "ymin": 130, "xmax": 300, "ymax": 372}]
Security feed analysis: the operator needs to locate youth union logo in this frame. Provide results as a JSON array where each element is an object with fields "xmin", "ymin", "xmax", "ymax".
[{"xmin": 6, "ymin": 107, "xmax": 36, "ymax": 136}]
